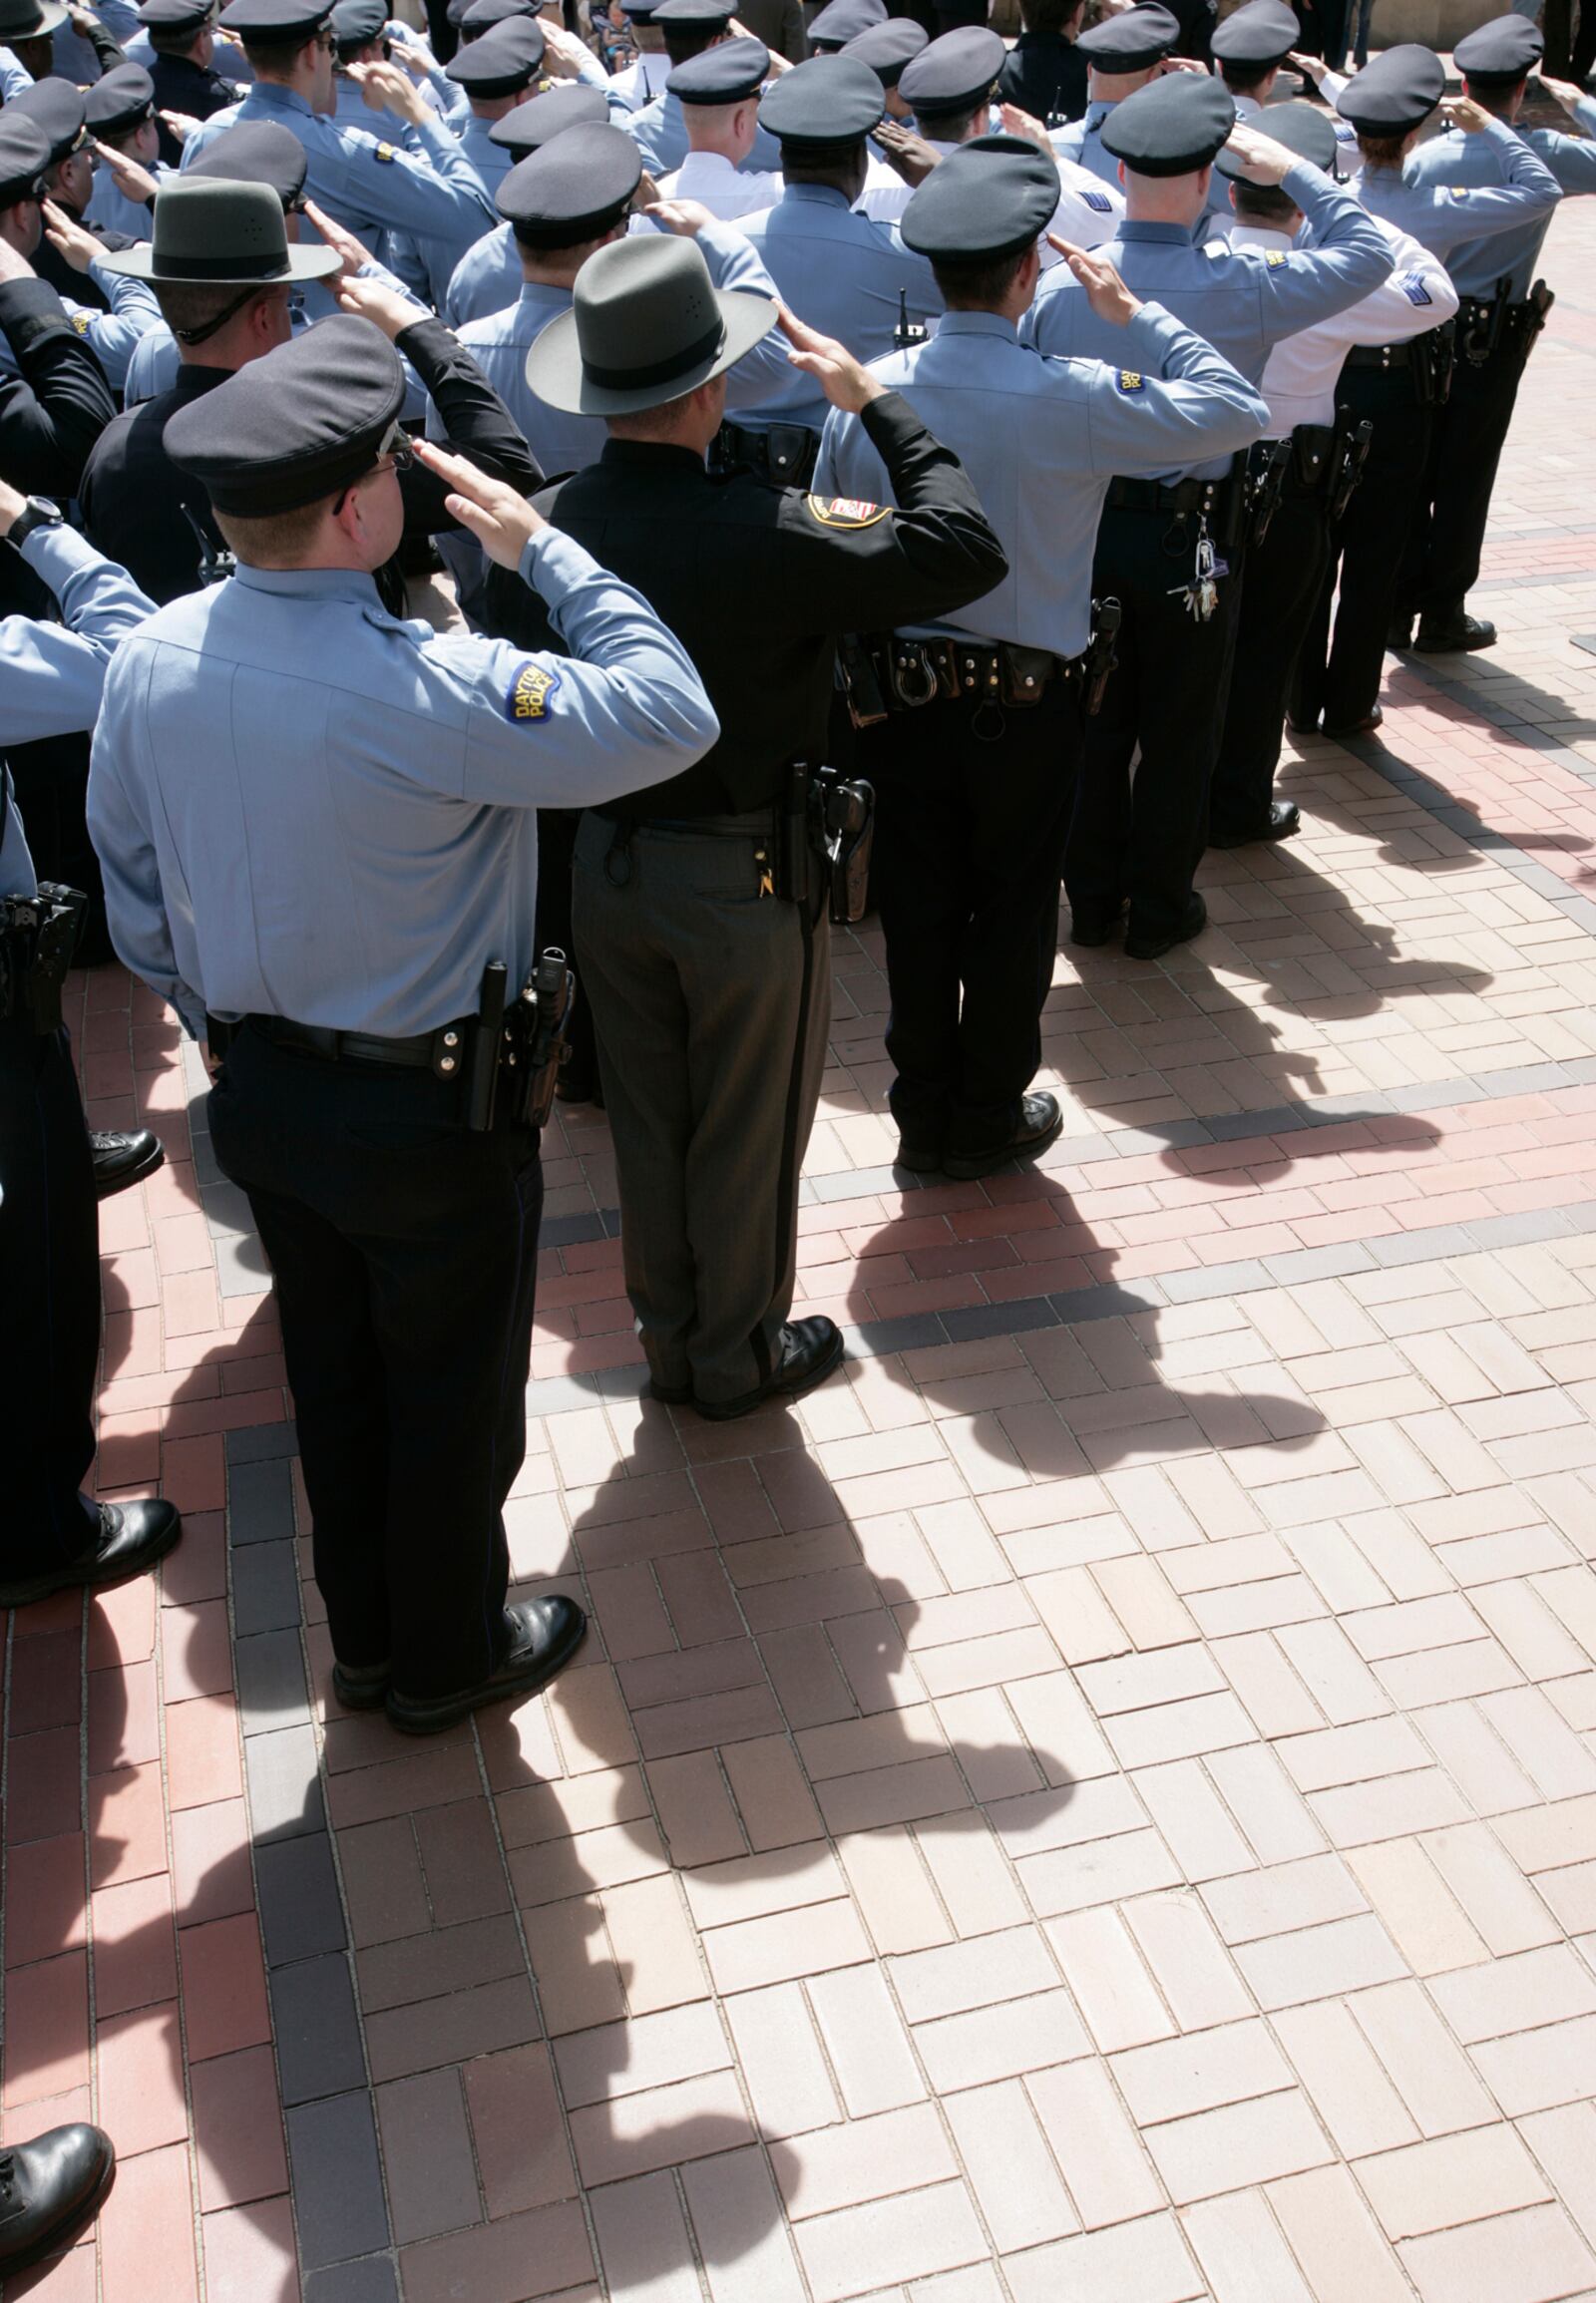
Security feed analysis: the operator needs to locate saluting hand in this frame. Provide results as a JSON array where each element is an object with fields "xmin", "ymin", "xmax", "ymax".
[
  {"xmin": 1286, "ymin": 48, "xmax": 1330, "ymax": 82},
  {"xmin": 1047, "ymin": 235, "xmax": 1142, "ymax": 325},
  {"xmin": 303, "ymin": 196, "xmax": 375, "ymax": 280},
  {"xmin": 92, "ymin": 138, "xmax": 161, "ymax": 205},
  {"xmin": 159, "ymin": 107, "xmax": 202, "ymax": 145},
  {"xmin": 998, "ymin": 100, "xmax": 1052, "ymax": 154},
  {"xmin": 1439, "ymin": 94, "xmax": 1493, "ymax": 134},
  {"xmin": 1539, "ymin": 73, "xmax": 1586, "ymax": 115},
  {"xmin": 41, "ymin": 199, "xmax": 105, "ymax": 276},
  {"xmin": 0, "ymin": 479, "xmax": 27, "ymax": 537},
  {"xmin": 0, "ymin": 236, "xmax": 35, "ymax": 285},
  {"xmin": 1222, "ymin": 122, "xmax": 1296, "ymax": 184},
  {"xmin": 539, "ymin": 20, "xmax": 592, "ymax": 75},
  {"xmin": 776, "ymin": 305, "xmax": 885, "ymax": 415},
  {"xmin": 337, "ymin": 268, "xmax": 428, "ymax": 339},
  {"xmin": 411, "ymin": 441, "xmax": 548, "ymax": 568},
  {"xmin": 347, "ymin": 57, "xmax": 429, "ymax": 125},
  {"xmin": 644, "ymin": 195, "xmax": 715, "ymax": 235},
  {"xmin": 871, "ymin": 116, "xmax": 940, "ymax": 187}
]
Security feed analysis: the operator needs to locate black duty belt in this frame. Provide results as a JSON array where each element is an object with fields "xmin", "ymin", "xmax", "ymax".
[
  {"xmin": 1345, "ymin": 337, "xmax": 1420, "ymax": 370},
  {"xmin": 231, "ymin": 1012, "xmax": 474, "ymax": 1079},
  {"xmin": 1104, "ymin": 470, "xmax": 1238, "ymax": 519},
  {"xmin": 712, "ymin": 420, "xmax": 822, "ymax": 490},
  {"xmin": 860, "ymin": 633, "xmax": 1084, "ymax": 713}
]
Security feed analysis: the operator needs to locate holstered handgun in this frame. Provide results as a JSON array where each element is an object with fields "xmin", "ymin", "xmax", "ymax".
[
  {"xmin": 838, "ymin": 631, "xmax": 888, "ymax": 728},
  {"xmin": 1523, "ymin": 276, "xmax": 1555, "ymax": 355},
  {"xmin": 1329, "ymin": 417, "xmax": 1373, "ymax": 525},
  {"xmin": 1245, "ymin": 436, "xmax": 1293, "ymax": 548},
  {"xmin": 775, "ymin": 759, "xmax": 816, "ymax": 909},
  {"xmin": 0, "ymin": 882, "xmax": 87, "ymax": 1033},
  {"xmin": 1462, "ymin": 279, "xmax": 1509, "ymax": 368},
  {"xmin": 1085, "ymin": 597, "xmax": 1121, "ymax": 718},
  {"xmin": 814, "ymin": 767, "xmax": 874, "ymax": 926},
  {"xmin": 513, "ymin": 949, "xmax": 576, "ymax": 1132},
  {"xmin": 464, "ymin": 959, "xmax": 507, "ymax": 1132},
  {"xmin": 1416, "ymin": 319, "xmax": 1455, "ymax": 408}
]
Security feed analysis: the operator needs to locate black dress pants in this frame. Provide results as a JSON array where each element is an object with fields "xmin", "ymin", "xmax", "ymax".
[
  {"xmin": 0, "ymin": 1017, "xmax": 101, "ymax": 1578},
  {"xmin": 536, "ymin": 808, "xmax": 600, "ymax": 1098},
  {"xmin": 865, "ymin": 679, "xmax": 1081, "ymax": 1158},
  {"xmin": 207, "ymin": 1026, "xmax": 543, "ymax": 1699},
  {"xmin": 1067, "ymin": 501, "xmax": 1245, "ymax": 944},
  {"xmin": 1211, "ymin": 478, "xmax": 1332, "ymax": 838},
  {"xmin": 1293, "ymin": 370, "xmax": 1431, "ymax": 733},
  {"xmin": 1398, "ymin": 335, "xmax": 1529, "ymax": 626}
]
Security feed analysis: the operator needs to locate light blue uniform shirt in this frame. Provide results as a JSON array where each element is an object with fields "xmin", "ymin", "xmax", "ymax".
[
  {"xmin": 1356, "ymin": 113, "xmax": 1559, "ymax": 282},
  {"xmin": 1023, "ymin": 158, "xmax": 1393, "ymax": 479},
  {"xmin": 1, "ymin": 44, "xmax": 32, "ymax": 98},
  {"xmin": 51, "ymin": 0, "xmax": 139, "ymax": 81},
  {"xmin": 736, "ymin": 183, "xmax": 943, "ymax": 431},
  {"xmin": 87, "ymin": 160, "xmax": 177, "ymax": 242},
  {"xmin": 1404, "ymin": 101, "xmax": 1595, "ymax": 298},
  {"xmin": 87, "ymin": 530, "xmax": 720, "ymax": 1039},
  {"xmin": 1050, "ymin": 98, "xmax": 1119, "ymax": 188},
  {"xmin": 816, "ymin": 303, "xmax": 1269, "ymax": 657},
  {"xmin": 624, "ymin": 89, "xmax": 783, "ymax": 178},
  {"xmin": 179, "ymin": 79, "xmax": 494, "ymax": 250},
  {"xmin": 2, "ymin": 526, "xmax": 157, "ymax": 901},
  {"xmin": 389, "ymin": 109, "xmax": 513, "ymax": 306}
]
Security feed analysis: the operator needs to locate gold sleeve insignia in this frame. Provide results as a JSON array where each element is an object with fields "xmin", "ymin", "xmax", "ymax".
[{"xmin": 805, "ymin": 495, "xmax": 889, "ymax": 529}]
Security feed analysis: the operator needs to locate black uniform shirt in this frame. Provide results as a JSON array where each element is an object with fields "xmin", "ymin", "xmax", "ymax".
[
  {"xmin": 484, "ymin": 389, "xmax": 1006, "ymax": 818},
  {"xmin": 149, "ymin": 53, "xmax": 245, "ymax": 168},
  {"xmin": 998, "ymin": 32, "xmax": 1087, "ymax": 126}
]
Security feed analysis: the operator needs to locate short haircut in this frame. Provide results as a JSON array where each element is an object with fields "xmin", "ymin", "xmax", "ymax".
[
  {"xmin": 1218, "ymin": 59, "xmax": 1271, "ymax": 92},
  {"xmin": 660, "ymin": 22, "xmax": 713, "ymax": 62},
  {"xmin": 1019, "ymin": 0, "xmax": 1082, "ymax": 32},
  {"xmin": 213, "ymin": 493, "xmax": 334, "ymax": 563},
  {"xmin": 930, "ymin": 245, "xmax": 1030, "ymax": 308},
  {"xmin": 152, "ymin": 276, "xmax": 282, "ymax": 336},
  {"xmin": 605, "ymin": 380, "xmax": 712, "ymax": 437},
  {"xmin": 781, "ymin": 145, "xmax": 866, "ymax": 184},
  {"xmin": 148, "ymin": 21, "xmax": 204, "ymax": 52},
  {"xmin": 1231, "ymin": 178, "xmax": 1298, "ymax": 226},
  {"xmin": 1357, "ymin": 128, "xmax": 1410, "ymax": 169},
  {"xmin": 511, "ymin": 218, "xmax": 623, "ymax": 263},
  {"xmin": 241, "ymin": 32, "xmax": 316, "ymax": 71},
  {"xmin": 1462, "ymin": 76, "xmax": 1520, "ymax": 117},
  {"xmin": 911, "ymin": 96, "xmax": 984, "ymax": 141}
]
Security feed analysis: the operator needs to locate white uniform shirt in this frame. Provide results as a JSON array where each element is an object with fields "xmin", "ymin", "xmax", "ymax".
[{"xmin": 656, "ymin": 149, "xmax": 783, "ymax": 220}]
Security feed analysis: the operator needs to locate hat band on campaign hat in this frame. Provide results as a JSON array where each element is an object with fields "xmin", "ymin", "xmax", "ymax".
[
  {"xmin": 583, "ymin": 314, "xmax": 724, "ymax": 392},
  {"xmin": 148, "ymin": 241, "xmax": 292, "ymax": 277}
]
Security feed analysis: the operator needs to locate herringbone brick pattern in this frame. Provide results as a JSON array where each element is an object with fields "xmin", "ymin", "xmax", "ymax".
[{"xmin": 8, "ymin": 153, "xmax": 1596, "ymax": 2303}]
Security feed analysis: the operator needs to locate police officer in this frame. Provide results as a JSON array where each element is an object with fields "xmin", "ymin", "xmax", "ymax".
[
  {"xmin": 0, "ymin": 2117, "xmax": 117, "ymax": 2283},
  {"xmin": 897, "ymin": 24, "xmax": 1005, "ymax": 155},
  {"xmin": 817, "ymin": 139, "xmax": 1265, "ymax": 1173},
  {"xmin": 445, "ymin": 81, "xmax": 607, "ymax": 322},
  {"xmin": 88, "ymin": 313, "xmax": 721, "ymax": 1729},
  {"xmin": 843, "ymin": 13, "xmax": 925, "ymax": 110},
  {"xmin": 606, "ymin": 0, "xmax": 670, "ymax": 109},
  {"xmin": 655, "ymin": 35, "xmax": 784, "ymax": 215},
  {"xmin": 439, "ymin": 8, "xmax": 548, "ymax": 192},
  {"xmin": 1209, "ymin": 103, "xmax": 1456, "ymax": 837},
  {"xmin": 808, "ymin": 0, "xmax": 881, "ymax": 51},
  {"xmin": 1398, "ymin": 14, "xmax": 1596, "ymax": 653},
  {"xmin": 491, "ymin": 234, "xmax": 1005, "ymax": 1415},
  {"xmin": 624, "ymin": 0, "xmax": 786, "ymax": 176},
  {"xmin": 1209, "ymin": 0, "xmax": 1298, "ymax": 122},
  {"xmin": 1048, "ymin": 3, "xmax": 1179, "ymax": 186},
  {"xmin": 0, "ymin": 474, "xmax": 181, "ymax": 1612},
  {"xmin": 179, "ymin": 0, "xmax": 497, "ymax": 267},
  {"xmin": 1024, "ymin": 73, "xmax": 1390, "ymax": 957},
  {"xmin": 1294, "ymin": 45, "xmax": 1557, "ymax": 729},
  {"xmin": 85, "ymin": 66, "xmax": 177, "ymax": 241},
  {"xmin": 139, "ymin": 0, "xmax": 244, "ymax": 167},
  {"xmin": 998, "ymin": 0, "xmax": 1087, "ymax": 132}
]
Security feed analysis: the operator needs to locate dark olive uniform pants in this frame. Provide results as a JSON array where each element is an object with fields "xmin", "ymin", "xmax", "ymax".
[
  {"xmin": 572, "ymin": 807, "xmax": 828, "ymax": 1408},
  {"xmin": 208, "ymin": 1026, "xmax": 543, "ymax": 1699}
]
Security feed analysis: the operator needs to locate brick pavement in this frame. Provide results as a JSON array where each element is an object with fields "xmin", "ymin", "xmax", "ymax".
[{"xmin": 8, "ymin": 175, "xmax": 1596, "ymax": 2303}]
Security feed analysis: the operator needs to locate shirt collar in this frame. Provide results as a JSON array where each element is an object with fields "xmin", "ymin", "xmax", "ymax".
[
  {"xmin": 244, "ymin": 81, "xmax": 313, "ymax": 120},
  {"xmin": 599, "ymin": 438, "xmax": 706, "ymax": 475},
  {"xmin": 1226, "ymin": 219, "xmax": 1295, "ymax": 251},
  {"xmin": 1118, "ymin": 217, "xmax": 1195, "ymax": 244},
  {"xmin": 784, "ymin": 181, "xmax": 850, "ymax": 209},
  {"xmin": 231, "ymin": 566, "xmax": 386, "ymax": 604},
  {"xmin": 933, "ymin": 309, "xmax": 1017, "ymax": 341},
  {"xmin": 1086, "ymin": 99, "xmax": 1114, "ymax": 128}
]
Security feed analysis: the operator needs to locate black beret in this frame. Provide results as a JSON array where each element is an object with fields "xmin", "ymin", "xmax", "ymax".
[
  {"xmin": 901, "ymin": 133, "xmax": 1060, "ymax": 260},
  {"xmin": 137, "ymin": 0, "xmax": 217, "ymax": 27},
  {"xmin": 1454, "ymin": 11, "xmax": 1541, "ymax": 84},
  {"xmin": 806, "ymin": 0, "xmax": 884, "ymax": 51},
  {"xmin": 1100, "ymin": 70, "xmax": 1235, "ymax": 173},
  {"xmin": 0, "ymin": 113, "xmax": 50, "ymax": 208},
  {"xmin": 1209, "ymin": 0, "xmax": 1299, "ymax": 69},
  {"xmin": 10, "ymin": 79, "xmax": 89, "ymax": 169},
  {"xmin": 1214, "ymin": 92, "xmax": 1334, "ymax": 177},
  {"xmin": 667, "ymin": 31, "xmax": 767, "ymax": 99},
  {"xmin": 84, "ymin": 62, "xmax": 158, "ymax": 136},
  {"xmin": 651, "ymin": 0, "xmax": 736, "ymax": 22},
  {"xmin": 166, "ymin": 312, "xmax": 405, "ymax": 515},
  {"xmin": 1074, "ymin": 2, "xmax": 1178, "ymax": 71},
  {"xmin": 217, "ymin": 0, "xmax": 333, "ymax": 39},
  {"xmin": 446, "ymin": 11, "xmax": 546, "ymax": 86},
  {"xmin": 490, "ymin": 79, "xmax": 607, "ymax": 152},
  {"xmin": 330, "ymin": 0, "xmax": 385, "ymax": 48},
  {"xmin": 841, "ymin": 14, "xmax": 925, "ymax": 85},
  {"xmin": 187, "ymin": 118, "xmax": 310, "ymax": 202},
  {"xmin": 760, "ymin": 52, "xmax": 883, "ymax": 145},
  {"xmin": 1336, "ymin": 43, "xmax": 1445, "ymax": 132},
  {"xmin": 496, "ymin": 119, "xmax": 641, "ymax": 242},
  {"xmin": 898, "ymin": 23, "xmax": 1004, "ymax": 116}
]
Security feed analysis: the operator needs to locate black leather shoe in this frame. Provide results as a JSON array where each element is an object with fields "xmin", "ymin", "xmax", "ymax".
[
  {"xmin": 331, "ymin": 1658, "xmax": 390, "ymax": 1711},
  {"xmin": 895, "ymin": 1139, "xmax": 944, "ymax": 1174},
  {"xmin": 0, "ymin": 1498, "xmax": 183, "ymax": 1611},
  {"xmin": 648, "ymin": 1375, "xmax": 693, "ymax": 1406},
  {"xmin": 386, "ymin": 1597, "xmax": 588, "ymax": 1734},
  {"xmin": 1124, "ymin": 893, "xmax": 1208, "ymax": 963},
  {"xmin": 1321, "ymin": 704, "xmax": 1383, "ymax": 739},
  {"xmin": 1208, "ymin": 802, "xmax": 1301, "ymax": 851},
  {"xmin": 92, "ymin": 1128, "xmax": 164, "ymax": 1201},
  {"xmin": 1413, "ymin": 613, "xmax": 1496, "ymax": 653},
  {"xmin": 1069, "ymin": 903, "xmax": 1124, "ymax": 949},
  {"xmin": 695, "ymin": 1316, "xmax": 846, "ymax": 1421},
  {"xmin": 0, "ymin": 2124, "xmax": 115, "ymax": 2276},
  {"xmin": 1386, "ymin": 616, "xmax": 1414, "ymax": 650},
  {"xmin": 943, "ymin": 1091, "xmax": 1063, "ymax": 1182}
]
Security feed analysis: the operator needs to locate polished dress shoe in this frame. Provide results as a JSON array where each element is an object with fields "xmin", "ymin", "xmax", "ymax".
[
  {"xmin": 0, "ymin": 1498, "xmax": 183, "ymax": 1611},
  {"xmin": 1412, "ymin": 612, "xmax": 1496, "ymax": 653},
  {"xmin": 1321, "ymin": 704, "xmax": 1383, "ymax": 739},
  {"xmin": 1124, "ymin": 893, "xmax": 1208, "ymax": 963},
  {"xmin": 1068, "ymin": 902, "xmax": 1125, "ymax": 949},
  {"xmin": 1208, "ymin": 801, "xmax": 1301, "ymax": 851},
  {"xmin": 386, "ymin": 1597, "xmax": 587, "ymax": 1734},
  {"xmin": 944, "ymin": 1091, "xmax": 1063, "ymax": 1182},
  {"xmin": 0, "ymin": 2124, "xmax": 115, "ymax": 2275},
  {"xmin": 331, "ymin": 1658, "xmax": 390, "ymax": 1711},
  {"xmin": 92, "ymin": 1128, "xmax": 164, "ymax": 1200},
  {"xmin": 695, "ymin": 1316, "xmax": 846, "ymax": 1421}
]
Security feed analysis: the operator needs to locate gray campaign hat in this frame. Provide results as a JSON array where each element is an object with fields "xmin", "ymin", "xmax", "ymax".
[
  {"xmin": 0, "ymin": 0, "xmax": 68, "ymax": 40},
  {"xmin": 96, "ymin": 176, "xmax": 342, "ymax": 281},
  {"xmin": 524, "ymin": 230, "xmax": 776, "ymax": 415}
]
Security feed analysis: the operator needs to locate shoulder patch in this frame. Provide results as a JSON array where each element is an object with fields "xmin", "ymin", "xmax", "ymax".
[
  {"xmin": 506, "ymin": 659, "xmax": 560, "ymax": 724},
  {"xmin": 805, "ymin": 495, "xmax": 889, "ymax": 530},
  {"xmin": 1447, "ymin": 185, "xmax": 1469, "ymax": 197},
  {"xmin": 71, "ymin": 309, "xmax": 91, "ymax": 334},
  {"xmin": 375, "ymin": 140, "xmax": 396, "ymax": 162},
  {"xmin": 1083, "ymin": 189, "xmax": 1112, "ymax": 212},
  {"xmin": 1116, "ymin": 369, "xmax": 1143, "ymax": 394},
  {"xmin": 1265, "ymin": 249, "xmax": 1287, "ymax": 268},
  {"xmin": 1399, "ymin": 267, "xmax": 1433, "ymax": 307}
]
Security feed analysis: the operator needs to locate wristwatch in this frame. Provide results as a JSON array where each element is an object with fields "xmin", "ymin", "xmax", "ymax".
[{"xmin": 7, "ymin": 497, "xmax": 65, "ymax": 549}]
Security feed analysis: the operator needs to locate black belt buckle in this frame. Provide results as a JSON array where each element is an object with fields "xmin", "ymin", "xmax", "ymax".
[{"xmin": 889, "ymin": 640, "xmax": 940, "ymax": 709}]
